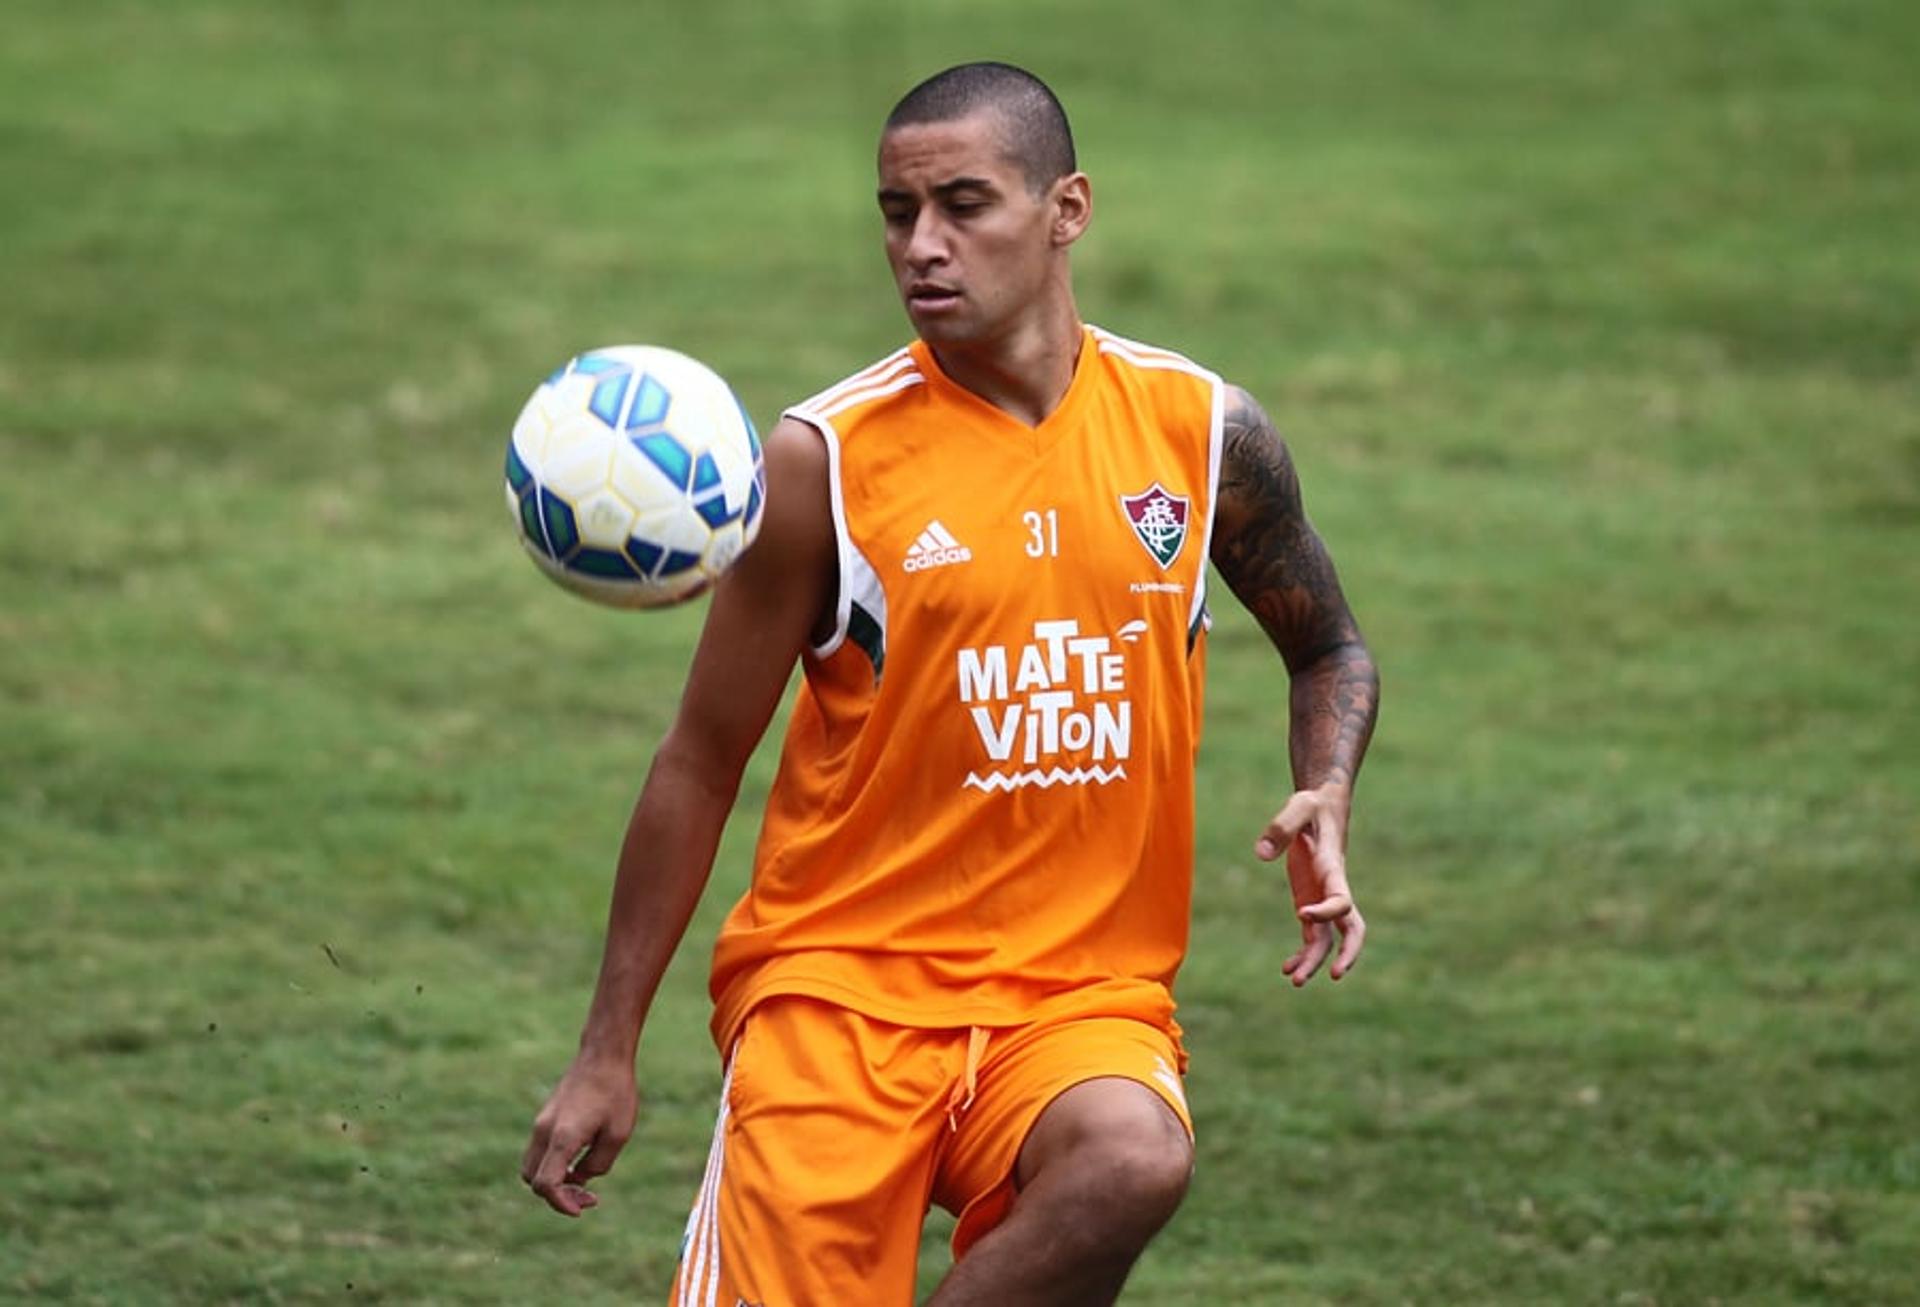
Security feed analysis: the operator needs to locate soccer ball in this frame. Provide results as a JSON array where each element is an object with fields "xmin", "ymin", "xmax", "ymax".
[{"xmin": 504, "ymin": 346, "xmax": 765, "ymax": 608}]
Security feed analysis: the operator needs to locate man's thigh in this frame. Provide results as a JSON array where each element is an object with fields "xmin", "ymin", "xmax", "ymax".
[
  {"xmin": 670, "ymin": 997, "xmax": 959, "ymax": 1307},
  {"xmin": 932, "ymin": 1014, "xmax": 1192, "ymax": 1258}
]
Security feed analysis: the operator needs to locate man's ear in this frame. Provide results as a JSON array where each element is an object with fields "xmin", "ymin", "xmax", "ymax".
[{"xmin": 1052, "ymin": 172, "xmax": 1093, "ymax": 247}]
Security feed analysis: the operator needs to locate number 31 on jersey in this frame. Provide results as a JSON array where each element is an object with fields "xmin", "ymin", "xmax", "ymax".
[{"xmin": 1023, "ymin": 509, "xmax": 1059, "ymax": 558}]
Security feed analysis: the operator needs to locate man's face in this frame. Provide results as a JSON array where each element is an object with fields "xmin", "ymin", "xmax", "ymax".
[{"xmin": 876, "ymin": 111, "xmax": 1063, "ymax": 346}]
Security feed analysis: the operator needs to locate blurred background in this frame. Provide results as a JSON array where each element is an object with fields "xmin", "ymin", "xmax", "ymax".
[{"xmin": 2, "ymin": 1, "xmax": 1914, "ymax": 1302}]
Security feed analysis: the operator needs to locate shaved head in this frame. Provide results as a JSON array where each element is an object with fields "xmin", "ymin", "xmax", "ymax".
[{"xmin": 883, "ymin": 62, "xmax": 1077, "ymax": 195}]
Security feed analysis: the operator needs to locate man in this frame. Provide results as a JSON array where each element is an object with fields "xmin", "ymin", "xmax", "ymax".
[{"xmin": 521, "ymin": 62, "xmax": 1378, "ymax": 1306}]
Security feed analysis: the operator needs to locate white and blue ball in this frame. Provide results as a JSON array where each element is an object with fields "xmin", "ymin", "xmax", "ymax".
[{"xmin": 505, "ymin": 345, "xmax": 765, "ymax": 609}]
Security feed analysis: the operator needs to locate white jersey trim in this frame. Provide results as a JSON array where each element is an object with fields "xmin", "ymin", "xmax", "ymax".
[
  {"xmin": 784, "ymin": 350, "xmax": 925, "ymax": 665},
  {"xmin": 1089, "ymin": 326, "xmax": 1220, "ymax": 387},
  {"xmin": 815, "ymin": 368, "xmax": 924, "ymax": 420},
  {"xmin": 799, "ymin": 347, "xmax": 913, "ymax": 412},
  {"xmin": 782, "ymin": 405, "xmax": 889, "ymax": 669},
  {"xmin": 782, "ymin": 406, "xmax": 856, "ymax": 660},
  {"xmin": 1191, "ymin": 372, "xmax": 1225, "ymax": 633}
]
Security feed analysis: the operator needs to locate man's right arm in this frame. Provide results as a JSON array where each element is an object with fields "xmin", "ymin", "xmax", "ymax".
[{"xmin": 520, "ymin": 416, "xmax": 836, "ymax": 1216}]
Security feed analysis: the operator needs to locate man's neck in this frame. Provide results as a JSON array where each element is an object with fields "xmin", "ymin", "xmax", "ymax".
[{"xmin": 927, "ymin": 302, "xmax": 1084, "ymax": 428}]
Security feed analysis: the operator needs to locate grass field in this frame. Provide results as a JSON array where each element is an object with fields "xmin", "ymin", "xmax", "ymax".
[{"xmin": 3, "ymin": 1, "xmax": 1916, "ymax": 1302}]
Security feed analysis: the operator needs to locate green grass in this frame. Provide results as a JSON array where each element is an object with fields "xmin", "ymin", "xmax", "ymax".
[{"xmin": 3, "ymin": 1, "xmax": 1916, "ymax": 1302}]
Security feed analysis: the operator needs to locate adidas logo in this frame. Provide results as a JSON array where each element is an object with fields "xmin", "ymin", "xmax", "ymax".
[{"xmin": 904, "ymin": 520, "xmax": 973, "ymax": 572}]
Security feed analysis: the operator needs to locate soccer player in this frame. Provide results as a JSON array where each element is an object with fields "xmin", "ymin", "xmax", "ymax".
[{"xmin": 521, "ymin": 61, "xmax": 1379, "ymax": 1306}]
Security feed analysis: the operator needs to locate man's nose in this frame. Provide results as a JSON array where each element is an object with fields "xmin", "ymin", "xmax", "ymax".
[{"xmin": 905, "ymin": 211, "xmax": 948, "ymax": 269}]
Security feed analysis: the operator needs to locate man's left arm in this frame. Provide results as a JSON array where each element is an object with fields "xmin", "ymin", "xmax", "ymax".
[{"xmin": 1209, "ymin": 383, "xmax": 1381, "ymax": 985}]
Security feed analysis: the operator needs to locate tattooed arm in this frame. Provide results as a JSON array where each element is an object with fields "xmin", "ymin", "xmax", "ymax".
[{"xmin": 1211, "ymin": 383, "xmax": 1380, "ymax": 984}]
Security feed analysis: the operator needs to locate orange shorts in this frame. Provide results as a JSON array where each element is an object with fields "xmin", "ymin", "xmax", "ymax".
[{"xmin": 667, "ymin": 995, "xmax": 1192, "ymax": 1306}]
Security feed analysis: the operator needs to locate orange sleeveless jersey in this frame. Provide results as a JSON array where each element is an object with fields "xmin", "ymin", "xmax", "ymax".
[{"xmin": 708, "ymin": 326, "xmax": 1225, "ymax": 1053}]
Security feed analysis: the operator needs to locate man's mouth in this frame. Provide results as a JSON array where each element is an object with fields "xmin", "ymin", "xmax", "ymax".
[{"xmin": 908, "ymin": 283, "xmax": 962, "ymax": 310}]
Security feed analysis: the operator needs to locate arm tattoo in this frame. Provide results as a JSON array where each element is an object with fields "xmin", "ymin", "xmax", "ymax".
[{"xmin": 1211, "ymin": 385, "xmax": 1380, "ymax": 792}]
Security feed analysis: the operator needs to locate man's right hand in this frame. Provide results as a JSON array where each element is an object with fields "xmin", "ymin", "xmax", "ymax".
[{"xmin": 520, "ymin": 1054, "xmax": 639, "ymax": 1217}]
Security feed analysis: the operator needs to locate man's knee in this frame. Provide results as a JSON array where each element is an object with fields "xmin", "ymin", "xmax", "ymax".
[
  {"xmin": 1018, "ymin": 1078, "xmax": 1194, "ymax": 1231},
  {"xmin": 1085, "ymin": 1130, "xmax": 1192, "ymax": 1226}
]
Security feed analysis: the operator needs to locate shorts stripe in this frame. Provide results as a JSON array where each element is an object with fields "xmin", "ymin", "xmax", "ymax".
[
  {"xmin": 704, "ymin": 1126, "xmax": 726, "ymax": 1307},
  {"xmin": 680, "ymin": 1058, "xmax": 734, "ymax": 1307}
]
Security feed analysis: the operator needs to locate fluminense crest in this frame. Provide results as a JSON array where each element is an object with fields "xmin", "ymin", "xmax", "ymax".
[{"xmin": 1118, "ymin": 482, "xmax": 1191, "ymax": 570}]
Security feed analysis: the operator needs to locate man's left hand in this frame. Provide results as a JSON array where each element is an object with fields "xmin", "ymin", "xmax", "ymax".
[{"xmin": 1254, "ymin": 784, "xmax": 1366, "ymax": 985}]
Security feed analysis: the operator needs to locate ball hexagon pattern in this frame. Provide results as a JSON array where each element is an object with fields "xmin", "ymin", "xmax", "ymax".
[{"xmin": 505, "ymin": 346, "xmax": 765, "ymax": 608}]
